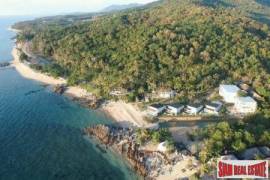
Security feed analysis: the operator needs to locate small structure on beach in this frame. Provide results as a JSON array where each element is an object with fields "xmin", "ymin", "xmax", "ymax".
[
  {"xmin": 109, "ymin": 88, "xmax": 129, "ymax": 96},
  {"xmin": 219, "ymin": 85, "xmax": 240, "ymax": 103},
  {"xmin": 204, "ymin": 101, "xmax": 223, "ymax": 115},
  {"xmin": 157, "ymin": 142, "xmax": 168, "ymax": 153},
  {"xmin": 159, "ymin": 90, "xmax": 176, "ymax": 99},
  {"xmin": 148, "ymin": 104, "xmax": 166, "ymax": 117},
  {"xmin": 185, "ymin": 104, "xmax": 204, "ymax": 115},
  {"xmin": 167, "ymin": 103, "xmax": 185, "ymax": 115},
  {"xmin": 144, "ymin": 123, "xmax": 159, "ymax": 130},
  {"xmin": 152, "ymin": 89, "xmax": 176, "ymax": 99},
  {"xmin": 234, "ymin": 96, "xmax": 257, "ymax": 114}
]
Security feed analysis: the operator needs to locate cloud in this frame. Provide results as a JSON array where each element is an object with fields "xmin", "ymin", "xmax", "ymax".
[{"xmin": 0, "ymin": 0, "xmax": 156, "ymax": 16}]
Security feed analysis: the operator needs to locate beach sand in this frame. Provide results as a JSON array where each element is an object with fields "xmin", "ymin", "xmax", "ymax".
[
  {"xmin": 102, "ymin": 101, "xmax": 148, "ymax": 128},
  {"xmin": 12, "ymin": 48, "xmax": 66, "ymax": 85},
  {"xmin": 12, "ymin": 46, "xmax": 148, "ymax": 127}
]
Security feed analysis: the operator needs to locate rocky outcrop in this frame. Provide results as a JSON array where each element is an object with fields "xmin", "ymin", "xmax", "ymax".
[
  {"xmin": 84, "ymin": 125, "xmax": 148, "ymax": 177},
  {"xmin": 53, "ymin": 85, "xmax": 66, "ymax": 94}
]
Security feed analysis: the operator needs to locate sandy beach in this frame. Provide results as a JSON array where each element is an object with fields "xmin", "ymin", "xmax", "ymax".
[
  {"xmin": 102, "ymin": 101, "xmax": 148, "ymax": 127},
  {"xmin": 12, "ymin": 48, "xmax": 66, "ymax": 85},
  {"xmin": 12, "ymin": 46, "xmax": 148, "ymax": 127}
]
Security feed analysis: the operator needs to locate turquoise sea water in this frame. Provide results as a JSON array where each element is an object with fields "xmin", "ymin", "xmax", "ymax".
[{"xmin": 0, "ymin": 17, "xmax": 138, "ymax": 180}]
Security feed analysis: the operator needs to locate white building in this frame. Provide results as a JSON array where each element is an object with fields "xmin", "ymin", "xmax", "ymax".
[
  {"xmin": 148, "ymin": 104, "xmax": 166, "ymax": 117},
  {"xmin": 144, "ymin": 123, "xmax": 159, "ymax": 130},
  {"xmin": 158, "ymin": 90, "xmax": 176, "ymax": 99},
  {"xmin": 204, "ymin": 101, "xmax": 223, "ymax": 115},
  {"xmin": 109, "ymin": 88, "xmax": 128, "ymax": 96},
  {"xmin": 234, "ymin": 96, "xmax": 257, "ymax": 114},
  {"xmin": 157, "ymin": 142, "xmax": 168, "ymax": 152},
  {"xmin": 219, "ymin": 85, "xmax": 240, "ymax": 103},
  {"xmin": 167, "ymin": 103, "xmax": 185, "ymax": 115},
  {"xmin": 186, "ymin": 104, "xmax": 204, "ymax": 115}
]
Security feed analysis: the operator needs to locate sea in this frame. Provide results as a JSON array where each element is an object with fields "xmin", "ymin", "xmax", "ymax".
[{"xmin": 0, "ymin": 16, "xmax": 139, "ymax": 180}]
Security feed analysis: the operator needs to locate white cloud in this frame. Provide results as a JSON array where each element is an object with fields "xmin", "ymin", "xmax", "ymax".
[{"xmin": 0, "ymin": 0, "xmax": 157, "ymax": 16}]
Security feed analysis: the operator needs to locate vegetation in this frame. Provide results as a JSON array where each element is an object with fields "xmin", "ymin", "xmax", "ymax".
[
  {"xmin": 14, "ymin": 0, "xmax": 270, "ymax": 127},
  {"xmin": 190, "ymin": 114, "xmax": 270, "ymax": 163},
  {"xmin": 14, "ymin": 0, "xmax": 270, "ymax": 105},
  {"xmin": 19, "ymin": 51, "xmax": 28, "ymax": 62},
  {"xmin": 136, "ymin": 128, "xmax": 174, "ymax": 146},
  {"xmin": 41, "ymin": 63, "xmax": 67, "ymax": 78}
]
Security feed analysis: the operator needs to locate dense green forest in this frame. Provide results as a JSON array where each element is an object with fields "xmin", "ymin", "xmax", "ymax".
[{"xmin": 15, "ymin": 0, "xmax": 270, "ymax": 108}]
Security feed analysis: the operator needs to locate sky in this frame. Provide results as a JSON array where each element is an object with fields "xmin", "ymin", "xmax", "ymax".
[{"xmin": 0, "ymin": 0, "xmax": 157, "ymax": 16}]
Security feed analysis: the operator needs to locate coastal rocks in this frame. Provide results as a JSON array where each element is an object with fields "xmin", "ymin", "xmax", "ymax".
[
  {"xmin": 73, "ymin": 96, "xmax": 103, "ymax": 109},
  {"xmin": 0, "ymin": 62, "xmax": 11, "ymax": 68},
  {"xmin": 84, "ymin": 125, "xmax": 148, "ymax": 177},
  {"xmin": 53, "ymin": 85, "xmax": 102, "ymax": 109},
  {"xmin": 53, "ymin": 85, "xmax": 67, "ymax": 95},
  {"xmin": 84, "ymin": 125, "xmax": 191, "ymax": 179}
]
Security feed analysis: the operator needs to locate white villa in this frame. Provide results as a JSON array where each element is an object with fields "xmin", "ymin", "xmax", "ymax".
[
  {"xmin": 109, "ymin": 88, "xmax": 128, "ymax": 96},
  {"xmin": 234, "ymin": 96, "xmax": 257, "ymax": 114},
  {"xmin": 167, "ymin": 103, "xmax": 185, "ymax": 115},
  {"xmin": 158, "ymin": 90, "xmax": 176, "ymax": 99},
  {"xmin": 186, "ymin": 104, "xmax": 204, "ymax": 115},
  {"xmin": 204, "ymin": 101, "xmax": 223, "ymax": 115},
  {"xmin": 148, "ymin": 104, "xmax": 166, "ymax": 117},
  {"xmin": 219, "ymin": 85, "xmax": 240, "ymax": 103}
]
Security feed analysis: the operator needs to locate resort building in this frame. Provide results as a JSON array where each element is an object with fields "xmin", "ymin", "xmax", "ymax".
[
  {"xmin": 158, "ymin": 90, "xmax": 176, "ymax": 99},
  {"xmin": 239, "ymin": 147, "xmax": 266, "ymax": 160},
  {"xmin": 219, "ymin": 85, "xmax": 240, "ymax": 103},
  {"xmin": 204, "ymin": 101, "xmax": 223, "ymax": 115},
  {"xmin": 185, "ymin": 104, "xmax": 204, "ymax": 115},
  {"xmin": 166, "ymin": 103, "xmax": 185, "ymax": 115},
  {"xmin": 147, "ymin": 104, "xmax": 166, "ymax": 117},
  {"xmin": 234, "ymin": 96, "xmax": 257, "ymax": 114},
  {"xmin": 144, "ymin": 123, "xmax": 159, "ymax": 130},
  {"xmin": 109, "ymin": 88, "xmax": 128, "ymax": 96}
]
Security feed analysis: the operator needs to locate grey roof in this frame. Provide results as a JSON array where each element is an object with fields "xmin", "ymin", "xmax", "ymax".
[
  {"xmin": 149, "ymin": 103, "xmax": 164, "ymax": 109},
  {"xmin": 206, "ymin": 102, "xmax": 221, "ymax": 108},
  {"xmin": 259, "ymin": 146, "xmax": 270, "ymax": 157},
  {"xmin": 239, "ymin": 147, "xmax": 265, "ymax": 160},
  {"xmin": 220, "ymin": 84, "xmax": 240, "ymax": 93},
  {"xmin": 187, "ymin": 103, "xmax": 203, "ymax": 108},
  {"xmin": 167, "ymin": 103, "xmax": 184, "ymax": 108}
]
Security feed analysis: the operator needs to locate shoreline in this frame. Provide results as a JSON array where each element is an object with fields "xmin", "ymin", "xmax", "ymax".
[
  {"xmin": 11, "ymin": 45, "xmax": 148, "ymax": 128},
  {"xmin": 84, "ymin": 125, "xmax": 200, "ymax": 180}
]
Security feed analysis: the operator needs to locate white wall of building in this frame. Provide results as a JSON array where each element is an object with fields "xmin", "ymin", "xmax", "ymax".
[
  {"xmin": 219, "ymin": 85, "xmax": 240, "ymax": 103},
  {"xmin": 235, "ymin": 97, "xmax": 257, "ymax": 113}
]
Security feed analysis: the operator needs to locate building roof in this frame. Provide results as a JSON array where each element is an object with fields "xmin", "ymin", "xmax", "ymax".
[
  {"xmin": 206, "ymin": 101, "xmax": 222, "ymax": 109},
  {"xmin": 187, "ymin": 103, "xmax": 203, "ymax": 109},
  {"xmin": 239, "ymin": 147, "xmax": 265, "ymax": 160},
  {"xmin": 149, "ymin": 103, "xmax": 164, "ymax": 109},
  {"xmin": 167, "ymin": 103, "xmax": 184, "ymax": 109},
  {"xmin": 220, "ymin": 85, "xmax": 240, "ymax": 93},
  {"xmin": 157, "ymin": 142, "xmax": 168, "ymax": 152},
  {"xmin": 259, "ymin": 146, "xmax": 270, "ymax": 157},
  {"xmin": 236, "ymin": 96, "xmax": 256, "ymax": 104}
]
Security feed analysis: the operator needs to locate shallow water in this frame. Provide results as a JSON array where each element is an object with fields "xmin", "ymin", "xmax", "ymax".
[{"xmin": 0, "ymin": 16, "xmax": 139, "ymax": 180}]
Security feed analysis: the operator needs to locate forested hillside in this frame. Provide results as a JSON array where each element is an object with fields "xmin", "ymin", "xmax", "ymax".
[{"xmin": 15, "ymin": 0, "xmax": 270, "ymax": 109}]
